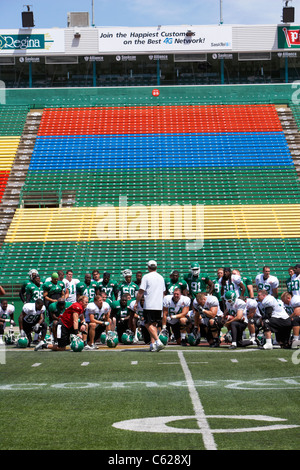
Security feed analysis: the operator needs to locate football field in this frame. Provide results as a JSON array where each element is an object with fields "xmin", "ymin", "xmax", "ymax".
[{"xmin": 0, "ymin": 343, "xmax": 299, "ymax": 452}]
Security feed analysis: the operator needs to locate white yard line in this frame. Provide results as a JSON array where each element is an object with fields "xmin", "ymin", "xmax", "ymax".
[{"xmin": 177, "ymin": 350, "xmax": 217, "ymax": 450}]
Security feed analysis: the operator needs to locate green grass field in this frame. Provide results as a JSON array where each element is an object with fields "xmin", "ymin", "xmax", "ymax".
[{"xmin": 0, "ymin": 343, "xmax": 299, "ymax": 452}]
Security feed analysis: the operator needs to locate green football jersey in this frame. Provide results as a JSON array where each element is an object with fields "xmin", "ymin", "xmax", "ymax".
[
  {"xmin": 117, "ymin": 281, "xmax": 138, "ymax": 300},
  {"xmin": 76, "ymin": 281, "xmax": 99, "ymax": 302},
  {"xmin": 111, "ymin": 300, "xmax": 131, "ymax": 321},
  {"xmin": 211, "ymin": 278, "xmax": 221, "ymax": 301},
  {"xmin": 25, "ymin": 281, "xmax": 44, "ymax": 302},
  {"xmin": 43, "ymin": 280, "xmax": 65, "ymax": 299},
  {"xmin": 48, "ymin": 301, "xmax": 73, "ymax": 318},
  {"xmin": 165, "ymin": 278, "xmax": 188, "ymax": 295},
  {"xmin": 184, "ymin": 272, "xmax": 210, "ymax": 299},
  {"xmin": 97, "ymin": 279, "xmax": 118, "ymax": 300}
]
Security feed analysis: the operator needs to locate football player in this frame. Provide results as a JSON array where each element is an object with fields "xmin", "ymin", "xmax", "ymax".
[
  {"xmin": 162, "ymin": 288, "xmax": 190, "ymax": 345},
  {"xmin": 0, "ymin": 300, "xmax": 15, "ymax": 344},
  {"xmin": 290, "ymin": 264, "xmax": 300, "ymax": 296},
  {"xmin": 35, "ymin": 295, "xmax": 89, "ymax": 351},
  {"xmin": 281, "ymin": 291, "xmax": 300, "ymax": 349},
  {"xmin": 193, "ymin": 292, "xmax": 224, "ymax": 347},
  {"xmin": 19, "ymin": 268, "xmax": 39, "ymax": 303},
  {"xmin": 285, "ymin": 266, "xmax": 295, "ymax": 294},
  {"xmin": 245, "ymin": 298, "xmax": 262, "ymax": 344},
  {"xmin": 97, "ymin": 272, "xmax": 119, "ymax": 301},
  {"xmin": 232, "ymin": 269, "xmax": 254, "ymax": 299},
  {"xmin": 43, "ymin": 272, "xmax": 65, "ymax": 309},
  {"xmin": 117, "ymin": 269, "xmax": 139, "ymax": 300},
  {"xmin": 255, "ymin": 266, "xmax": 279, "ymax": 298},
  {"xmin": 128, "ymin": 295, "xmax": 150, "ymax": 344},
  {"xmin": 84, "ymin": 294, "xmax": 112, "ymax": 350},
  {"xmin": 63, "ymin": 269, "xmax": 80, "ymax": 303},
  {"xmin": 25, "ymin": 275, "xmax": 44, "ymax": 303},
  {"xmin": 76, "ymin": 273, "xmax": 99, "ymax": 303},
  {"xmin": 164, "ymin": 270, "xmax": 188, "ymax": 296},
  {"xmin": 111, "ymin": 293, "xmax": 131, "ymax": 342},
  {"xmin": 222, "ymin": 290, "xmax": 254, "ymax": 349},
  {"xmin": 219, "ymin": 267, "xmax": 245, "ymax": 300},
  {"xmin": 48, "ymin": 298, "xmax": 73, "ymax": 344},
  {"xmin": 257, "ymin": 289, "xmax": 292, "ymax": 349},
  {"xmin": 18, "ymin": 299, "xmax": 47, "ymax": 349},
  {"xmin": 183, "ymin": 262, "xmax": 214, "ymax": 301}
]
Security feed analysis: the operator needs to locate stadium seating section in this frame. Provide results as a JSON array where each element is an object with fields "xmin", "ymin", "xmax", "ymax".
[{"xmin": 0, "ymin": 100, "xmax": 300, "ymax": 291}]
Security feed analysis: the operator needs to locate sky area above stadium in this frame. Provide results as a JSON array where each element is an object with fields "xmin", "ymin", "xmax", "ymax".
[{"xmin": 2, "ymin": 0, "xmax": 300, "ymax": 29}]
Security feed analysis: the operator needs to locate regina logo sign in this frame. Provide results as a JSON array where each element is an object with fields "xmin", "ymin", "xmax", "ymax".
[{"xmin": 0, "ymin": 30, "xmax": 64, "ymax": 54}]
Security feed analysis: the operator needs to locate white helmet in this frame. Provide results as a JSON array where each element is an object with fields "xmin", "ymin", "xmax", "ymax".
[{"xmin": 122, "ymin": 269, "xmax": 132, "ymax": 278}]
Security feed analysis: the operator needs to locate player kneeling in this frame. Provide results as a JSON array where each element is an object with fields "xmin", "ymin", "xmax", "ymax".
[
  {"xmin": 83, "ymin": 295, "xmax": 112, "ymax": 350},
  {"xmin": 34, "ymin": 296, "xmax": 89, "ymax": 351}
]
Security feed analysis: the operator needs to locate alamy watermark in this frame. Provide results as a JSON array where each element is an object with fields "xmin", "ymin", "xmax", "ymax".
[{"xmin": 95, "ymin": 197, "xmax": 204, "ymax": 251}]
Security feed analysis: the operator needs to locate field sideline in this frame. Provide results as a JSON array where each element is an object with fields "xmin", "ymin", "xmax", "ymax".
[{"xmin": 0, "ymin": 342, "xmax": 299, "ymax": 452}]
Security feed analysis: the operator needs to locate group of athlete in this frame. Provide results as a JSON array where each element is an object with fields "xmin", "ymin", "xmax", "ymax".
[{"xmin": 0, "ymin": 261, "xmax": 299, "ymax": 351}]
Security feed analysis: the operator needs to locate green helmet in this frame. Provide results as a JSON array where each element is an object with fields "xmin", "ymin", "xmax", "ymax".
[
  {"xmin": 187, "ymin": 333, "xmax": 197, "ymax": 346},
  {"xmin": 107, "ymin": 332, "xmax": 119, "ymax": 348},
  {"xmin": 70, "ymin": 335, "xmax": 84, "ymax": 352},
  {"xmin": 225, "ymin": 290, "xmax": 237, "ymax": 304},
  {"xmin": 4, "ymin": 331, "xmax": 16, "ymax": 345},
  {"xmin": 121, "ymin": 331, "xmax": 134, "ymax": 345},
  {"xmin": 159, "ymin": 330, "xmax": 169, "ymax": 346},
  {"xmin": 17, "ymin": 336, "xmax": 28, "ymax": 348}
]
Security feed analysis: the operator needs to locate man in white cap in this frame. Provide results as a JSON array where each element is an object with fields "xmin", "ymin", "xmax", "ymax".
[{"xmin": 134, "ymin": 260, "xmax": 166, "ymax": 351}]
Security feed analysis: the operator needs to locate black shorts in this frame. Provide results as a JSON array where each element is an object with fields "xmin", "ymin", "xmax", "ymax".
[
  {"xmin": 143, "ymin": 309, "xmax": 162, "ymax": 325},
  {"xmin": 56, "ymin": 320, "xmax": 74, "ymax": 348}
]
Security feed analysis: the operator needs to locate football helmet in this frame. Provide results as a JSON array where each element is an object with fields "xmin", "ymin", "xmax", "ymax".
[
  {"xmin": 122, "ymin": 269, "xmax": 132, "ymax": 278},
  {"xmin": 28, "ymin": 269, "xmax": 39, "ymax": 280},
  {"xmin": 107, "ymin": 332, "xmax": 119, "ymax": 348},
  {"xmin": 187, "ymin": 333, "xmax": 197, "ymax": 346},
  {"xmin": 121, "ymin": 330, "xmax": 134, "ymax": 345},
  {"xmin": 17, "ymin": 336, "xmax": 29, "ymax": 348},
  {"xmin": 225, "ymin": 290, "xmax": 237, "ymax": 304},
  {"xmin": 190, "ymin": 262, "xmax": 200, "ymax": 277},
  {"xmin": 70, "ymin": 335, "xmax": 84, "ymax": 352},
  {"xmin": 159, "ymin": 329, "xmax": 169, "ymax": 346},
  {"xmin": 4, "ymin": 329, "xmax": 16, "ymax": 345}
]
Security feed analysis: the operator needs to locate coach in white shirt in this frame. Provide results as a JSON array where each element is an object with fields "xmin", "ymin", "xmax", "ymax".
[{"xmin": 134, "ymin": 260, "xmax": 166, "ymax": 352}]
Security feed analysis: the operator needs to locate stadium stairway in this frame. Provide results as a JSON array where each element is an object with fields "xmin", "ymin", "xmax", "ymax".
[{"xmin": 0, "ymin": 102, "xmax": 300, "ymax": 296}]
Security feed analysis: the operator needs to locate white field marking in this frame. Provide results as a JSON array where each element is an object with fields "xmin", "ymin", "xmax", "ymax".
[
  {"xmin": 231, "ymin": 359, "xmax": 238, "ymax": 363},
  {"xmin": 131, "ymin": 361, "xmax": 138, "ymax": 365},
  {"xmin": 278, "ymin": 358, "xmax": 288, "ymax": 363},
  {"xmin": 81, "ymin": 362, "xmax": 89, "ymax": 366},
  {"xmin": 177, "ymin": 350, "xmax": 217, "ymax": 451},
  {"xmin": 32, "ymin": 363, "xmax": 41, "ymax": 367}
]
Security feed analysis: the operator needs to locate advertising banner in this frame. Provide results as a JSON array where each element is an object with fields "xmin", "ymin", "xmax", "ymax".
[
  {"xmin": 278, "ymin": 25, "xmax": 300, "ymax": 48},
  {"xmin": 0, "ymin": 29, "xmax": 65, "ymax": 54},
  {"xmin": 98, "ymin": 25, "xmax": 232, "ymax": 53}
]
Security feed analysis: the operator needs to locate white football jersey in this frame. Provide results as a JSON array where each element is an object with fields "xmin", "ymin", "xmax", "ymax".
[
  {"xmin": 290, "ymin": 295, "xmax": 300, "ymax": 311},
  {"xmin": 63, "ymin": 278, "xmax": 80, "ymax": 303},
  {"xmin": 291, "ymin": 274, "xmax": 300, "ymax": 296},
  {"xmin": 0, "ymin": 304, "xmax": 15, "ymax": 321},
  {"xmin": 246, "ymin": 298, "xmax": 261, "ymax": 318},
  {"xmin": 225, "ymin": 298, "xmax": 247, "ymax": 322},
  {"xmin": 193, "ymin": 295, "xmax": 223, "ymax": 317},
  {"xmin": 218, "ymin": 274, "xmax": 242, "ymax": 298},
  {"xmin": 259, "ymin": 295, "xmax": 289, "ymax": 319},
  {"xmin": 84, "ymin": 301, "xmax": 110, "ymax": 322},
  {"xmin": 163, "ymin": 294, "xmax": 190, "ymax": 324},
  {"xmin": 22, "ymin": 303, "xmax": 46, "ymax": 323},
  {"xmin": 255, "ymin": 273, "xmax": 279, "ymax": 296}
]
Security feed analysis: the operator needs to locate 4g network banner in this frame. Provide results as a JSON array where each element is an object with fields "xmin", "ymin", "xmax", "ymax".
[{"xmin": 98, "ymin": 25, "xmax": 232, "ymax": 53}]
